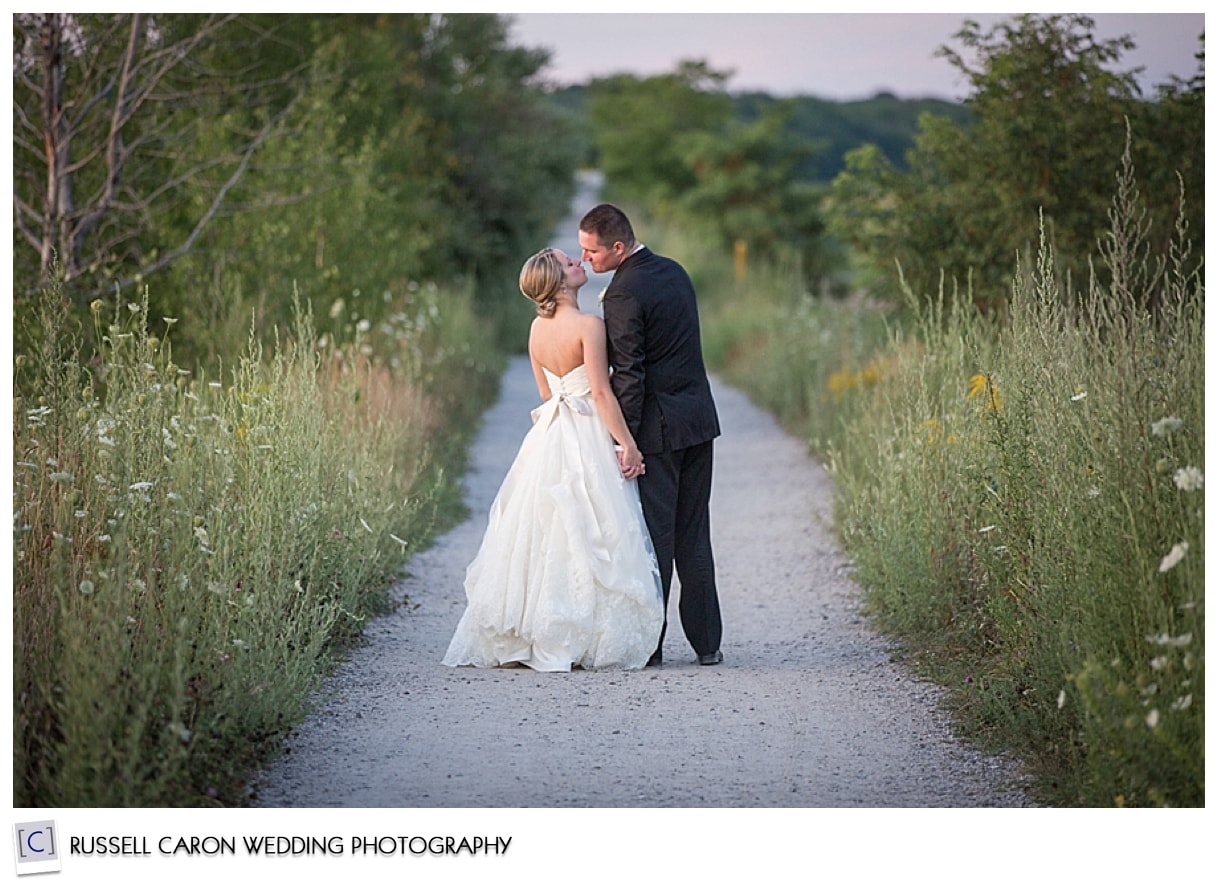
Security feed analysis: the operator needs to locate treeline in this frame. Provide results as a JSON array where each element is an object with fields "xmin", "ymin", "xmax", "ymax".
[{"xmin": 548, "ymin": 15, "xmax": 1204, "ymax": 310}]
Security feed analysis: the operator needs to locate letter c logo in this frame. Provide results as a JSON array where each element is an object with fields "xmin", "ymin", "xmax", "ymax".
[{"xmin": 26, "ymin": 830, "xmax": 45, "ymax": 853}]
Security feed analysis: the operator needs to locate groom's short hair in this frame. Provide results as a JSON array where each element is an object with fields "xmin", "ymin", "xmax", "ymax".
[{"xmin": 580, "ymin": 203, "xmax": 636, "ymax": 250}]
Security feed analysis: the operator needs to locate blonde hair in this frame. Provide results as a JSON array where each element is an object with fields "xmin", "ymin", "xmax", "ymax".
[{"xmin": 519, "ymin": 248, "xmax": 564, "ymax": 318}]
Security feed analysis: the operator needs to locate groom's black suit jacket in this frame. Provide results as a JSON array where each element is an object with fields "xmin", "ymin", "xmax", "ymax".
[{"xmin": 602, "ymin": 247, "xmax": 720, "ymax": 455}]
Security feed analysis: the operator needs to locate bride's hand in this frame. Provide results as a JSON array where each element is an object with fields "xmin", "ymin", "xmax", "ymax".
[{"xmin": 616, "ymin": 444, "xmax": 645, "ymax": 480}]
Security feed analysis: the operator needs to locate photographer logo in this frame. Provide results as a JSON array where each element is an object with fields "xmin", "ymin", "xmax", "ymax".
[{"xmin": 12, "ymin": 821, "xmax": 60, "ymax": 876}]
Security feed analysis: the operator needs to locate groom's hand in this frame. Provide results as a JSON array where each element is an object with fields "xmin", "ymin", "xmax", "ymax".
[{"xmin": 616, "ymin": 447, "xmax": 646, "ymax": 481}]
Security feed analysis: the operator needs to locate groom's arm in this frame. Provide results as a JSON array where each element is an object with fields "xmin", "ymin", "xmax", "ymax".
[{"xmin": 602, "ymin": 285, "xmax": 645, "ymax": 435}]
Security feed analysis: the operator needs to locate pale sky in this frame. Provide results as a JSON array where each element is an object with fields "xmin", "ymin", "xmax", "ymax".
[{"xmin": 506, "ymin": 12, "xmax": 1206, "ymax": 101}]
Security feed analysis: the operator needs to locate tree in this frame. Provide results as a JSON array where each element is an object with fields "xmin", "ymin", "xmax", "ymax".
[
  {"xmin": 826, "ymin": 14, "xmax": 1203, "ymax": 308},
  {"xmin": 586, "ymin": 60, "xmax": 734, "ymax": 209},
  {"xmin": 677, "ymin": 101, "xmax": 825, "ymax": 271},
  {"xmin": 12, "ymin": 14, "xmax": 313, "ymax": 302}
]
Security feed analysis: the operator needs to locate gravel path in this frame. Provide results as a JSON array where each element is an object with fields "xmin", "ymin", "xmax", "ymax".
[{"xmin": 250, "ymin": 175, "xmax": 1033, "ymax": 810}]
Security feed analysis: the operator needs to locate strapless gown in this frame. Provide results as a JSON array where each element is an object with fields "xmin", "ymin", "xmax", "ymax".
[{"xmin": 442, "ymin": 364, "xmax": 664, "ymax": 671}]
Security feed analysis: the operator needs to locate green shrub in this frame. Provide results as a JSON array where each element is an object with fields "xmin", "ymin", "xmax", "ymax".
[
  {"xmin": 13, "ymin": 274, "xmax": 501, "ymax": 806},
  {"xmin": 696, "ymin": 151, "xmax": 1203, "ymax": 806}
]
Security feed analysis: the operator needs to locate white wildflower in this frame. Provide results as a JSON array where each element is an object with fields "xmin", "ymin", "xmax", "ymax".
[
  {"xmin": 1149, "ymin": 656, "xmax": 1169, "ymax": 671},
  {"xmin": 1070, "ymin": 391, "xmax": 1087, "ymax": 401},
  {"xmin": 232, "ymin": 638, "xmax": 249, "ymax": 650},
  {"xmin": 168, "ymin": 721, "xmax": 192, "ymax": 743},
  {"xmin": 79, "ymin": 580, "xmax": 95, "ymax": 595},
  {"xmin": 1171, "ymin": 694, "xmax": 1192, "ymax": 711},
  {"xmin": 1145, "ymin": 709, "xmax": 1160, "ymax": 728},
  {"xmin": 1151, "ymin": 416, "xmax": 1183, "ymax": 437},
  {"xmin": 1172, "ymin": 466, "xmax": 1203, "ymax": 492},
  {"xmin": 1157, "ymin": 541, "xmax": 1189, "ymax": 573},
  {"xmin": 128, "ymin": 481, "xmax": 153, "ymax": 492},
  {"xmin": 1146, "ymin": 632, "xmax": 1193, "ymax": 648}
]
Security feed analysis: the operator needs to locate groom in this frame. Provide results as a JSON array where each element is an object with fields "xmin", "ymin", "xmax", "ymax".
[{"xmin": 578, "ymin": 203, "xmax": 724, "ymax": 667}]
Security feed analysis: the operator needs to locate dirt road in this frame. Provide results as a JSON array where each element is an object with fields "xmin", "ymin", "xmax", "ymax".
[{"xmin": 251, "ymin": 195, "xmax": 1032, "ymax": 807}]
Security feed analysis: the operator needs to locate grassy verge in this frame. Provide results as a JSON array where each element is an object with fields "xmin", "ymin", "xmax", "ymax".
[
  {"xmin": 689, "ymin": 160, "xmax": 1203, "ymax": 806},
  {"xmin": 13, "ymin": 277, "xmax": 502, "ymax": 807}
]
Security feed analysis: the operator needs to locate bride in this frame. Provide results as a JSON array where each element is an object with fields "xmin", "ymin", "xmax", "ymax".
[{"xmin": 442, "ymin": 248, "xmax": 664, "ymax": 671}]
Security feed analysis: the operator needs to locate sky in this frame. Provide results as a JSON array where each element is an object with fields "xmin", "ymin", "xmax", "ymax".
[{"xmin": 506, "ymin": 12, "xmax": 1206, "ymax": 102}]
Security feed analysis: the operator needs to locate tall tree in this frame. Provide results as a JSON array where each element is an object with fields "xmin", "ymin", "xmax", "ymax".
[
  {"xmin": 826, "ymin": 14, "xmax": 1204, "ymax": 307},
  {"xmin": 11, "ymin": 14, "xmax": 312, "ymax": 301},
  {"xmin": 586, "ymin": 60, "xmax": 734, "ymax": 209}
]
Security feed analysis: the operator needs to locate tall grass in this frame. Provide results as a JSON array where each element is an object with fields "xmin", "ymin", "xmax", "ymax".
[
  {"xmin": 13, "ymin": 276, "xmax": 502, "ymax": 806},
  {"xmin": 692, "ymin": 154, "xmax": 1203, "ymax": 805}
]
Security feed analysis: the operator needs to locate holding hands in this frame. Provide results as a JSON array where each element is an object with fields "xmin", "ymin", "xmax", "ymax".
[{"xmin": 616, "ymin": 444, "xmax": 645, "ymax": 481}]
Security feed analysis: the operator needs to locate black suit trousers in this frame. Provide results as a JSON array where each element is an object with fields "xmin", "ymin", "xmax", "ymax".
[{"xmin": 638, "ymin": 438, "xmax": 722, "ymax": 657}]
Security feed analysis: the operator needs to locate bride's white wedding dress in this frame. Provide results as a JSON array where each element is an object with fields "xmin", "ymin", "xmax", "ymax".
[{"xmin": 442, "ymin": 364, "xmax": 664, "ymax": 671}]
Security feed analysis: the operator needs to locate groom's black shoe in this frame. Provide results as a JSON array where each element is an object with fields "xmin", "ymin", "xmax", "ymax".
[
  {"xmin": 697, "ymin": 650, "xmax": 723, "ymax": 666},
  {"xmin": 646, "ymin": 650, "xmax": 662, "ymax": 667}
]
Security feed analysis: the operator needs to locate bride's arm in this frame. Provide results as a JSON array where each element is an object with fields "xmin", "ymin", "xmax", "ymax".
[{"xmin": 582, "ymin": 317, "xmax": 644, "ymax": 476}]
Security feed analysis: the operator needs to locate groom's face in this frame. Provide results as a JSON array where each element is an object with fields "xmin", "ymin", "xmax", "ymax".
[{"xmin": 578, "ymin": 230, "xmax": 623, "ymax": 274}]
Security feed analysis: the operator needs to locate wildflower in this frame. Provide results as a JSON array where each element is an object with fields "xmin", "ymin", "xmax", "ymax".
[
  {"xmin": 232, "ymin": 638, "xmax": 249, "ymax": 650},
  {"xmin": 967, "ymin": 373, "xmax": 1002, "ymax": 411},
  {"xmin": 1146, "ymin": 631, "xmax": 1193, "ymax": 647},
  {"xmin": 90, "ymin": 298, "xmax": 105, "ymax": 313},
  {"xmin": 1157, "ymin": 541, "xmax": 1189, "ymax": 573},
  {"xmin": 1149, "ymin": 656, "xmax": 1169, "ymax": 671},
  {"xmin": 1070, "ymin": 391, "xmax": 1087, "ymax": 401},
  {"xmin": 1151, "ymin": 416, "xmax": 1183, "ymax": 437},
  {"xmin": 194, "ymin": 525, "xmax": 210, "ymax": 546},
  {"xmin": 357, "ymin": 319, "xmax": 371, "ymax": 334},
  {"xmin": 128, "ymin": 481, "xmax": 153, "ymax": 492},
  {"xmin": 1087, "ymin": 486, "xmax": 1101, "ymax": 498},
  {"xmin": 1145, "ymin": 709, "xmax": 1160, "ymax": 728},
  {"xmin": 1172, "ymin": 466, "xmax": 1203, "ymax": 492},
  {"xmin": 127, "ymin": 302, "xmax": 140, "ymax": 313},
  {"xmin": 329, "ymin": 298, "xmax": 345, "ymax": 319},
  {"xmin": 168, "ymin": 722, "xmax": 192, "ymax": 743},
  {"xmin": 162, "ymin": 316, "xmax": 178, "ymax": 326},
  {"xmin": 79, "ymin": 580, "xmax": 95, "ymax": 595},
  {"xmin": 1171, "ymin": 694, "xmax": 1193, "ymax": 711}
]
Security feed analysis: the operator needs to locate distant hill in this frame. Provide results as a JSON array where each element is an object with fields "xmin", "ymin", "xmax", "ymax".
[{"xmin": 543, "ymin": 85, "xmax": 974, "ymax": 183}]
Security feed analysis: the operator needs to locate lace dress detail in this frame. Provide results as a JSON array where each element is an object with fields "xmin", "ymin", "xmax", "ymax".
[{"xmin": 442, "ymin": 365, "xmax": 663, "ymax": 671}]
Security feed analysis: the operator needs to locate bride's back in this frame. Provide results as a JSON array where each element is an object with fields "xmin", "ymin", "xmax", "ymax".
[{"xmin": 528, "ymin": 306, "xmax": 597, "ymax": 378}]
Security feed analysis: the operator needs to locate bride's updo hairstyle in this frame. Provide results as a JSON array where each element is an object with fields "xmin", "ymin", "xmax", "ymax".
[{"xmin": 519, "ymin": 248, "xmax": 564, "ymax": 318}]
